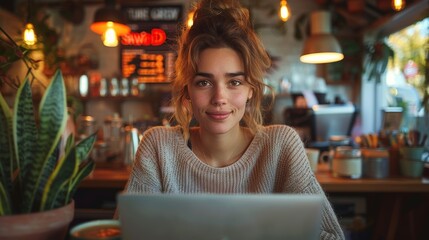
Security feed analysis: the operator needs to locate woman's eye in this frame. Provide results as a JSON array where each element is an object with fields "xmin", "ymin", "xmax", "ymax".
[
  {"xmin": 196, "ymin": 80, "xmax": 211, "ymax": 87},
  {"xmin": 230, "ymin": 80, "xmax": 242, "ymax": 86}
]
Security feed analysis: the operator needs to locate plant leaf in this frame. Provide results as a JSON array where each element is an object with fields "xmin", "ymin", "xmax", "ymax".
[
  {"xmin": 41, "ymin": 137, "xmax": 77, "ymax": 211},
  {"xmin": 13, "ymin": 77, "xmax": 38, "ymax": 213},
  {"xmin": 21, "ymin": 70, "xmax": 67, "ymax": 213},
  {"xmin": 76, "ymin": 132, "xmax": 97, "ymax": 164},
  {"xmin": 64, "ymin": 160, "xmax": 95, "ymax": 206},
  {"xmin": 0, "ymin": 92, "xmax": 14, "ymax": 208},
  {"xmin": 0, "ymin": 179, "xmax": 11, "ymax": 215}
]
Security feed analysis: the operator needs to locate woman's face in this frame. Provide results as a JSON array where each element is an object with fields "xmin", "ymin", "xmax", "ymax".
[{"xmin": 187, "ymin": 47, "xmax": 253, "ymax": 135}]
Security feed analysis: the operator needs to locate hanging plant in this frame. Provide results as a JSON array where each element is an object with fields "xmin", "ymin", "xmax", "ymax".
[{"xmin": 363, "ymin": 40, "xmax": 394, "ymax": 83}]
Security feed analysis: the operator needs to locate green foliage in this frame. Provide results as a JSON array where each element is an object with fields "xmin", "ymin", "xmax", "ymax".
[
  {"xmin": 364, "ymin": 40, "xmax": 395, "ymax": 83},
  {"xmin": 0, "ymin": 70, "xmax": 95, "ymax": 215}
]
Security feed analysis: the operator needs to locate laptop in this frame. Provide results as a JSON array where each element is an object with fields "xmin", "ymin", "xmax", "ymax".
[{"xmin": 117, "ymin": 193, "xmax": 323, "ymax": 240}]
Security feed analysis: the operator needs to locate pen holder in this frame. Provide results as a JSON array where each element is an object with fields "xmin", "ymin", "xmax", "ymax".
[
  {"xmin": 361, "ymin": 148, "xmax": 389, "ymax": 179},
  {"xmin": 398, "ymin": 147, "xmax": 428, "ymax": 178},
  {"xmin": 399, "ymin": 147, "xmax": 427, "ymax": 161}
]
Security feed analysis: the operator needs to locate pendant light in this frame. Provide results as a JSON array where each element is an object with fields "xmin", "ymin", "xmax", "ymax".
[
  {"xmin": 90, "ymin": 0, "xmax": 130, "ymax": 47},
  {"xmin": 392, "ymin": 0, "xmax": 406, "ymax": 11},
  {"xmin": 300, "ymin": 11, "xmax": 344, "ymax": 64},
  {"xmin": 279, "ymin": 0, "xmax": 291, "ymax": 22},
  {"xmin": 23, "ymin": 0, "xmax": 37, "ymax": 46}
]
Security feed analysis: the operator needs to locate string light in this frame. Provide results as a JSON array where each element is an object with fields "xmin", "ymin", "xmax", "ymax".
[
  {"xmin": 23, "ymin": 0, "xmax": 37, "ymax": 46},
  {"xmin": 187, "ymin": 11, "xmax": 194, "ymax": 28},
  {"xmin": 23, "ymin": 23, "xmax": 37, "ymax": 46},
  {"xmin": 279, "ymin": 0, "xmax": 291, "ymax": 22},
  {"xmin": 392, "ymin": 0, "xmax": 405, "ymax": 11}
]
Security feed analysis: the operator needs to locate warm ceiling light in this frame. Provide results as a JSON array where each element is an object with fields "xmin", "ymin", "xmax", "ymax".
[
  {"xmin": 90, "ymin": 0, "xmax": 130, "ymax": 47},
  {"xmin": 23, "ymin": 23, "xmax": 37, "ymax": 46},
  {"xmin": 279, "ymin": 0, "xmax": 291, "ymax": 22},
  {"xmin": 300, "ymin": 11, "xmax": 344, "ymax": 64},
  {"xmin": 392, "ymin": 0, "xmax": 406, "ymax": 11},
  {"xmin": 102, "ymin": 21, "xmax": 119, "ymax": 47},
  {"xmin": 187, "ymin": 11, "xmax": 194, "ymax": 28}
]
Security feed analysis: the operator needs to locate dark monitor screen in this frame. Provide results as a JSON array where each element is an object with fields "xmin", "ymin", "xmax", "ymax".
[{"xmin": 312, "ymin": 104, "xmax": 356, "ymax": 142}]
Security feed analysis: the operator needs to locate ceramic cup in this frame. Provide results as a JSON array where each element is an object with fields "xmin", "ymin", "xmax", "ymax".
[
  {"xmin": 400, "ymin": 158, "xmax": 424, "ymax": 178},
  {"xmin": 305, "ymin": 148, "xmax": 320, "ymax": 172},
  {"xmin": 399, "ymin": 147, "xmax": 426, "ymax": 160}
]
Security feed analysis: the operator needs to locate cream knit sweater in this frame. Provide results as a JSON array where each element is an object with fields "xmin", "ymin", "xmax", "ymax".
[{"xmin": 123, "ymin": 125, "xmax": 345, "ymax": 239}]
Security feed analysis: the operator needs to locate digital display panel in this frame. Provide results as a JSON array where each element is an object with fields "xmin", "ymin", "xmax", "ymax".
[{"xmin": 121, "ymin": 5, "xmax": 183, "ymax": 83}]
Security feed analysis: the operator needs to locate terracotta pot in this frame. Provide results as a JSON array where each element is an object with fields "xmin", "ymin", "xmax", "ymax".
[{"xmin": 0, "ymin": 200, "xmax": 74, "ymax": 240}]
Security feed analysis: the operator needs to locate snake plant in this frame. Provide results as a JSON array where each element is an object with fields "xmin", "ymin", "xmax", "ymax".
[{"xmin": 0, "ymin": 70, "xmax": 96, "ymax": 215}]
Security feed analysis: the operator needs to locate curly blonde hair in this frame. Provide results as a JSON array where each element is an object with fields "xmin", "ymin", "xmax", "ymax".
[{"xmin": 172, "ymin": 0, "xmax": 272, "ymax": 141}]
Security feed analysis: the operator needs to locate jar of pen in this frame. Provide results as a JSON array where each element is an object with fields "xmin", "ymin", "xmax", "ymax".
[{"xmin": 356, "ymin": 129, "xmax": 428, "ymax": 178}]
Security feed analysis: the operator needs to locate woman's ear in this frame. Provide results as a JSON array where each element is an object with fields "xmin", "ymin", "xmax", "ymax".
[
  {"xmin": 184, "ymin": 86, "xmax": 191, "ymax": 100},
  {"xmin": 248, "ymin": 89, "xmax": 253, "ymax": 100}
]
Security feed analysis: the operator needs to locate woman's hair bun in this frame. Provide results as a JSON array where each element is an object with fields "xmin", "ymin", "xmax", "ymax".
[{"xmin": 192, "ymin": 0, "xmax": 250, "ymax": 29}]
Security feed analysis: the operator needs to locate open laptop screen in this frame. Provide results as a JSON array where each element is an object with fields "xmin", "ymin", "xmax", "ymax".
[{"xmin": 117, "ymin": 193, "xmax": 323, "ymax": 240}]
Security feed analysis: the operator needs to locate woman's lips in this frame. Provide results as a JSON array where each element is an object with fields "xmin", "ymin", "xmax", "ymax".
[{"xmin": 206, "ymin": 111, "xmax": 231, "ymax": 120}]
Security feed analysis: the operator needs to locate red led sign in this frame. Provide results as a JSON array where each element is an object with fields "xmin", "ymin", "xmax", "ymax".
[{"xmin": 121, "ymin": 28, "xmax": 167, "ymax": 46}]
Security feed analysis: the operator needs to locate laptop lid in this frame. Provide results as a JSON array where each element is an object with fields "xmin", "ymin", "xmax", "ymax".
[{"xmin": 117, "ymin": 193, "xmax": 323, "ymax": 240}]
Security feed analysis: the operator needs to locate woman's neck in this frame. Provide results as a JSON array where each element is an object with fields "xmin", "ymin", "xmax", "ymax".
[{"xmin": 191, "ymin": 127, "xmax": 253, "ymax": 167}]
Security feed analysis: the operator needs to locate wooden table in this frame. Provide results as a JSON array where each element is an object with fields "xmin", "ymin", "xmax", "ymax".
[
  {"xmin": 315, "ymin": 164, "xmax": 429, "ymax": 193},
  {"xmin": 80, "ymin": 164, "xmax": 429, "ymax": 193},
  {"xmin": 79, "ymin": 164, "xmax": 429, "ymax": 240},
  {"xmin": 80, "ymin": 167, "xmax": 131, "ymax": 189}
]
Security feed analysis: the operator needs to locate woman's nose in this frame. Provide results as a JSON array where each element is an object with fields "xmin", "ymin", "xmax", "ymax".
[{"xmin": 211, "ymin": 85, "xmax": 227, "ymax": 106}]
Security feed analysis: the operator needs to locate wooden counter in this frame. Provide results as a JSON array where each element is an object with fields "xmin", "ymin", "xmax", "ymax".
[
  {"xmin": 316, "ymin": 164, "xmax": 429, "ymax": 193},
  {"xmin": 80, "ymin": 164, "xmax": 429, "ymax": 193},
  {"xmin": 77, "ymin": 164, "xmax": 429, "ymax": 239},
  {"xmin": 80, "ymin": 167, "xmax": 131, "ymax": 189}
]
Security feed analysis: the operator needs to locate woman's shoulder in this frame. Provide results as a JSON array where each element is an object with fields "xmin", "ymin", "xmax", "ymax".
[
  {"xmin": 257, "ymin": 125, "xmax": 302, "ymax": 143},
  {"xmin": 260, "ymin": 124, "xmax": 296, "ymax": 135},
  {"xmin": 142, "ymin": 125, "xmax": 183, "ymax": 139}
]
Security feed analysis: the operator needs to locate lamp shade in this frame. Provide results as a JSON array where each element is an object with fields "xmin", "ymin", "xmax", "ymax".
[
  {"xmin": 300, "ymin": 34, "xmax": 344, "ymax": 64},
  {"xmin": 300, "ymin": 11, "xmax": 344, "ymax": 64},
  {"xmin": 90, "ymin": 0, "xmax": 130, "ymax": 36}
]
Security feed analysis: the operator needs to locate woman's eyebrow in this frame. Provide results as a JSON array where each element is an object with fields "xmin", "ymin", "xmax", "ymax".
[{"xmin": 195, "ymin": 72, "xmax": 245, "ymax": 78}]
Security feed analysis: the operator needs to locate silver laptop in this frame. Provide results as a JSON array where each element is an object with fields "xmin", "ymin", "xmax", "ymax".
[{"xmin": 117, "ymin": 193, "xmax": 323, "ymax": 240}]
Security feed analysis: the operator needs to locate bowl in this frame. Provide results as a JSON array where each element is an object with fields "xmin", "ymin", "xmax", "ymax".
[{"xmin": 70, "ymin": 219, "xmax": 121, "ymax": 240}]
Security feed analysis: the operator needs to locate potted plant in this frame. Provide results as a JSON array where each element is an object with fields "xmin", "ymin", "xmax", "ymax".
[
  {"xmin": 0, "ymin": 27, "xmax": 96, "ymax": 239},
  {"xmin": 363, "ymin": 40, "xmax": 395, "ymax": 83}
]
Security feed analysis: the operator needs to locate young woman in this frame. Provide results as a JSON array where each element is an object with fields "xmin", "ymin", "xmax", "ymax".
[{"xmin": 121, "ymin": 0, "xmax": 344, "ymax": 238}]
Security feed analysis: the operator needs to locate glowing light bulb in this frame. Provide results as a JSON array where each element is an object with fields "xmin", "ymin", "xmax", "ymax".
[
  {"xmin": 187, "ymin": 11, "xmax": 194, "ymax": 28},
  {"xmin": 102, "ymin": 21, "xmax": 118, "ymax": 47},
  {"xmin": 23, "ymin": 23, "xmax": 37, "ymax": 46},
  {"xmin": 392, "ymin": 0, "xmax": 405, "ymax": 11},
  {"xmin": 279, "ymin": 0, "xmax": 291, "ymax": 22}
]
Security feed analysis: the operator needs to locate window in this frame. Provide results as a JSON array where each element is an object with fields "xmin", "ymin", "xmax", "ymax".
[
  {"xmin": 386, "ymin": 18, "xmax": 428, "ymax": 120},
  {"xmin": 360, "ymin": 2, "xmax": 428, "ymax": 135}
]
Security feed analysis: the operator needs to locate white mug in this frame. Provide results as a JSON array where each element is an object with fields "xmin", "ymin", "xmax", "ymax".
[{"xmin": 305, "ymin": 148, "xmax": 320, "ymax": 172}]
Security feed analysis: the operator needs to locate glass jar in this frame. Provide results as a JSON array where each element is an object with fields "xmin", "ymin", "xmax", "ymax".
[
  {"xmin": 320, "ymin": 135, "xmax": 351, "ymax": 170},
  {"xmin": 103, "ymin": 113, "xmax": 123, "ymax": 160},
  {"xmin": 77, "ymin": 115, "xmax": 96, "ymax": 140},
  {"xmin": 332, "ymin": 146, "xmax": 362, "ymax": 179}
]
